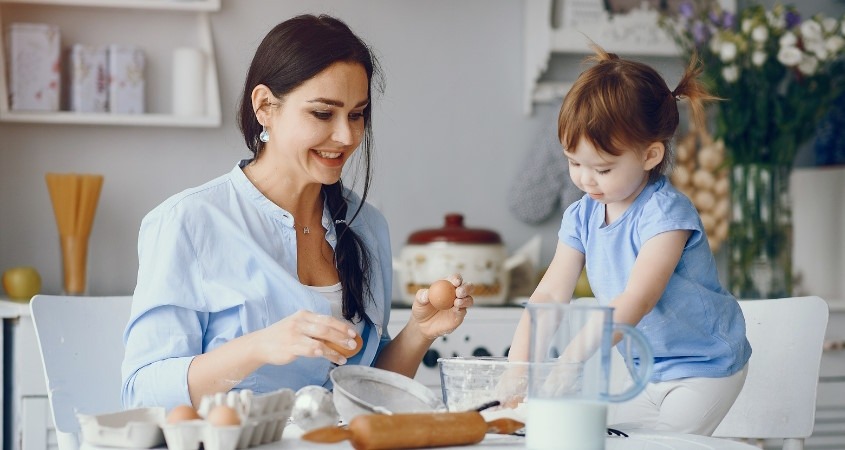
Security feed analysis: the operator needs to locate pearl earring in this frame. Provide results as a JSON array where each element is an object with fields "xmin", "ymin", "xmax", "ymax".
[{"xmin": 259, "ymin": 125, "xmax": 270, "ymax": 143}]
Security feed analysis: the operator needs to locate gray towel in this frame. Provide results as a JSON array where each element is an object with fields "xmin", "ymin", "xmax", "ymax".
[{"xmin": 508, "ymin": 103, "xmax": 581, "ymax": 225}]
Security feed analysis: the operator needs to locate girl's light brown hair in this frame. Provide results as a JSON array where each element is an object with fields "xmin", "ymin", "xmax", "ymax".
[{"xmin": 558, "ymin": 44, "xmax": 717, "ymax": 183}]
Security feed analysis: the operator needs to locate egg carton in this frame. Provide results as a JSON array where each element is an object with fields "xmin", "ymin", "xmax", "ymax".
[
  {"xmin": 78, "ymin": 407, "xmax": 167, "ymax": 448},
  {"xmin": 163, "ymin": 388, "xmax": 295, "ymax": 450}
]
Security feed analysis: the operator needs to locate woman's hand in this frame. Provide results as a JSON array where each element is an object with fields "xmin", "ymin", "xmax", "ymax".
[
  {"xmin": 254, "ymin": 310, "xmax": 358, "ymax": 366},
  {"xmin": 412, "ymin": 274, "xmax": 474, "ymax": 340}
]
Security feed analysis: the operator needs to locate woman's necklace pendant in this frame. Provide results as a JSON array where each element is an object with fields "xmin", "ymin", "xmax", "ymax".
[{"xmin": 302, "ymin": 226, "xmax": 310, "ymax": 234}]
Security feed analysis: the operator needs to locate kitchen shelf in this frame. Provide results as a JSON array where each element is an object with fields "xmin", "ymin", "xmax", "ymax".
[
  {"xmin": 0, "ymin": 0, "xmax": 221, "ymax": 128},
  {"xmin": 522, "ymin": 0, "xmax": 734, "ymax": 115},
  {"xmin": 0, "ymin": 0, "xmax": 220, "ymax": 11},
  {"xmin": 0, "ymin": 110, "xmax": 219, "ymax": 127}
]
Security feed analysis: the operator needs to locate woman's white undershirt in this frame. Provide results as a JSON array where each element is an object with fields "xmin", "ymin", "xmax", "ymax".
[{"xmin": 308, "ymin": 282, "xmax": 366, "ymax": 337}]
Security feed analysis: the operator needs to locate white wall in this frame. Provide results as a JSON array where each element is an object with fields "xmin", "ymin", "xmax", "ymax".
[
  {"xmin": 1, "ymin": 0, "xmax": 843, "ymax": 298},
  {"xmin": 792, "ymin": 167, "xmax": 845, "ymax": 300},
  {"xmin": 0, "ymin": 0, "xmax": 558, "ymax": 296}
]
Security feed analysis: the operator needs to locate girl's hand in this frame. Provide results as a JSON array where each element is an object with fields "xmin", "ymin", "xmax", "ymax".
[
  {"xmin": 254, "ymin": 310, "xmax": 358, "ymax": 366},
  {"xmin": 412, "ymin": 274, "xmax": 474, "ymax": 340},
  {"xmin": 541, "ymin": 359, "xmax": 584, "ymax": 396},
  {"xmin": 495, "ymin": 364, "xmax": 529, "ymax": 409}
]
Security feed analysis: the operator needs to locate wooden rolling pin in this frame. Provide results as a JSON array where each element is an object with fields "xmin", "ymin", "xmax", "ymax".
[{"xmin": 301, "ymin": 411, "xmax": 523, "ymax": 450}]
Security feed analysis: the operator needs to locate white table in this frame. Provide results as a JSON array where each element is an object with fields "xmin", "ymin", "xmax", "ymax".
[
  {"xmin": 80, "ymin": 424, "xmax": 760, "ymax": 450},
  {"xmin": 277, "ymin": 425, "xmax": 760, "ymax": 450}
]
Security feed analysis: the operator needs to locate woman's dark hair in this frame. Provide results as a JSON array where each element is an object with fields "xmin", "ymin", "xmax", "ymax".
[
  {"xmin": 559, "ymin": 44, "xmax": 717, "ymax": 183},
  {"xmin": 237, "ymin": 14, "xmax": 384, "ymax": 323}
]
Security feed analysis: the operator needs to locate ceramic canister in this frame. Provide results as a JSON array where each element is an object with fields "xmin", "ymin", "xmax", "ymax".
[{"xmin": 395, "ymin": 214, "xmax": 524, "ymax": 306}]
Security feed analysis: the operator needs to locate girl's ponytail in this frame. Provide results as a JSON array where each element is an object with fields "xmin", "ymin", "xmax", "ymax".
[{"xmin": 674, "ymin": 52, "xmax": 721, "ymax": 133}]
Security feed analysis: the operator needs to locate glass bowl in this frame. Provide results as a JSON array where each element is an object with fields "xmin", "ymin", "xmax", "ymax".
[{"xmin": 438, "ymin": 356, "xmax": 530, "ymax": 413}]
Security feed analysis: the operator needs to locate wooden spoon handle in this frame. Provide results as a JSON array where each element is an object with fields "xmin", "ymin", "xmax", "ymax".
[{"xmin": 486, "ymin": 418, "xmax": 525, "ymax": 435}]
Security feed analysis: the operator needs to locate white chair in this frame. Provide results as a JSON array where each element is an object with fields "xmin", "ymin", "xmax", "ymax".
[
  {"xmin": 30, "ymin": 294, "xmax": 132, "ymax": 450},
  {"xmin": 713, "ymin": 296, "xmax": 829, "ymax": 450}
]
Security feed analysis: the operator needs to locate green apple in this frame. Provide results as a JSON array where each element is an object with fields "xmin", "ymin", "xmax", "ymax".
[{"xmin": 2, "ymin": 266, "xmax": 42, "ymax": 302}]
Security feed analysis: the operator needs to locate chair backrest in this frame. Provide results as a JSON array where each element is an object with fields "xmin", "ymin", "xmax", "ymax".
[
  {"xmin": 30, "ymin": 294, "xmax": 132, "ymax": 450},
  {"xmin": 713, "ymin": 296, "xmax": 829, "ymax": 449}
]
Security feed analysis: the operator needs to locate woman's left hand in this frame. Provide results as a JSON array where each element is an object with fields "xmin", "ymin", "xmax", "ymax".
[{"xmin": 412, "ymin": 274, "xmax": 473, "ymax": 340}]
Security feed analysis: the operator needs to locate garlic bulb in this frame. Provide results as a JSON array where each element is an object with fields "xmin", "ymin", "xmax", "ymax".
[{"xmin": 671, "ymin": 127, "xmax": 729, "ymax": 252}]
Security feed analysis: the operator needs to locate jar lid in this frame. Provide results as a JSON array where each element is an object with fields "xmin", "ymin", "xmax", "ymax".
[{"xmin": 407, "ymin": 213, "xmax": 502, "ymax": 244}]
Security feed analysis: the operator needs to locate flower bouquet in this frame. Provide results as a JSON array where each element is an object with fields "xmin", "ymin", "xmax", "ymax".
[
  {"xmin": 661, "ymin": 1, "xmax": 845, "ymax": 164},
  {"xmin": 660, "ymin": 2, "xmax": 845, "ymax": 298}
]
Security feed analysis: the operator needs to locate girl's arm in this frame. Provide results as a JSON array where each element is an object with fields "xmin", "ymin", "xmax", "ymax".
[
  {"xmin": 609, "ymin": 229, "xmax": 690, "ymax": 328},
  {"xmin": 508, "ymin": 242, "xmax": 585, "ymax": 362},
  {"xmin": 527, "ymin": 230, "xmax": 689, "ymax": 365}
]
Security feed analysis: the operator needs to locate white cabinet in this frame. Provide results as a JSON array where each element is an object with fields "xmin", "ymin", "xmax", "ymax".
[
  {"xmin": 810, "ymin": 300, "xmax": 845, "ymax": 449},
  {"xmin": 1, "ymin": 299, "xmax": 56, "ymax": 450},
  {"xmin": 0, "ymin": 0, "xmax": 221, "ymax": 127},
  {"xmin": 387, "ymin": 307, "xmax": 523, "ymax": 395}
]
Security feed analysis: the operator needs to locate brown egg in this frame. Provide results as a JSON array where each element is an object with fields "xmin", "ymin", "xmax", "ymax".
[
  {"xmin": 428, "ymin": 280, "xmax": 457, "ymax": 310},
  {"xmin": 207, "ymin": 405, "xmax": 241, "ymax": 427},
  {"xmin": 167, "ymin": 404, "xmax": 201, "ymax": 423},
  {"xmin": 324, "ymin": 333, "xmax": 364, "ymax": 358}
]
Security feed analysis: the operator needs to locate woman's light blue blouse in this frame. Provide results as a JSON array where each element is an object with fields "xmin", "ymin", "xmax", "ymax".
[{"xmin": 121, "ymin": 162, "xmax": 394, "ymax": 409}]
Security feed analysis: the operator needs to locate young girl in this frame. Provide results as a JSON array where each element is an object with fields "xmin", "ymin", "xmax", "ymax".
[{"xmin": 507, "ymin": 45, "xmax": 752, "ymax": 435}]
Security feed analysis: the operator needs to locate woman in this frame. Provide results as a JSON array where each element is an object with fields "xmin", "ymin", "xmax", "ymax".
[{"xmin": 121, "ymin": 14, "xmax": 472, "ymax": 410}]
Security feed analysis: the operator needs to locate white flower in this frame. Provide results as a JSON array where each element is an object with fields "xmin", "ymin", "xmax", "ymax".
[
  {"xmin": 767, "ymin": 11, "xmax": 786, "ymax": 30},
  {"xmin": 809, "ymin": 42, "xmax": 829, "ymax": 61},
  {"xmin": 779, "ymin": 31, "xmax": 798, "ymax": 48},
  {"xmin": 742, "ymin": 19, "xmax": 753, "ymax": 34},
  {"xmin": 751, "ymin": 25, "xmax": 769, "ymax": 43},
  {"xmin": 826, "ymin": 35, "xmax": 845, "ymax": 55},
  {"xmin": 722, "ymin": 65, "xmax": 739, "ymax": 83},
  {"xmin": 777, "ymin": 46, "xmax": 803, "ymax": 66},
  {"xmin": 822, "ymin": 17, "xmax": 838, "ymax": 34},
  {"xmin": 801, "ymin": 20, "xmax": 823, "ymax": 42},
  {"xmin": 719, "ymin": 41, "xmax": 738, "ymax": 62},
  {"xmin": 709, "ymin": 34, "xmax": 723, "ymax": 54},
  {"xmin": 752, "ymin": 50, "xmax": 767, "ymax": 66},
  {"xmin": 798, "ymin": 55, "xmax": 819, "ymax": 75}
]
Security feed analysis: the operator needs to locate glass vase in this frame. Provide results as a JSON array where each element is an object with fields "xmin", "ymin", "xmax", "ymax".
[{"xmin": 728, "ymin": 163, "xmax": 793, "ymax": 299}]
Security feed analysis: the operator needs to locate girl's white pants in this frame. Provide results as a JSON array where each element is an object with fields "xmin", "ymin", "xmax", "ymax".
[{"xmin": 609, "ymin": 363, "xmax": 749, "ymax": 436}]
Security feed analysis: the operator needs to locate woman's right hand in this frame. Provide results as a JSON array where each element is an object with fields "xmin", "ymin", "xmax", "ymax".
[{"xmin": 254, "ymin": 310, "xmax": 358, "ymax": 366}]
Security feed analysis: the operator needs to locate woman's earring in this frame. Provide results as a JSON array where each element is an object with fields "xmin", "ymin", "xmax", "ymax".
[{"xmin": 259, "ymin": 125, "xmax": 270, "ymax": 143}]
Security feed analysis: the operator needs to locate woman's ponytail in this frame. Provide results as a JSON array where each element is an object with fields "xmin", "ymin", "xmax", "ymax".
[{"xmin": 322, "ymin": 182, "xmax": 370, "ymax": 323}]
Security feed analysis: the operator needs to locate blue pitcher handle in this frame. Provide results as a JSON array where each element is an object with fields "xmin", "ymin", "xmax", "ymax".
[{"xmin": 607, "ymin": 323, "xmax": 654, "ymax": 402}]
